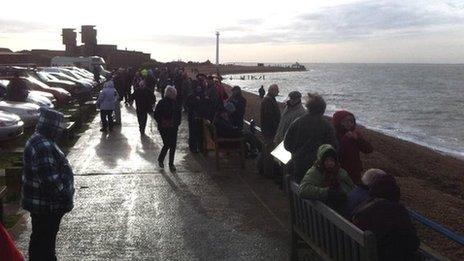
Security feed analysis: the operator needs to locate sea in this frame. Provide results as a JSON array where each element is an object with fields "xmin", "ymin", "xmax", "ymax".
[{"xmin": 224, "ymin": 63, "xmax": 464, "ymax": 159}]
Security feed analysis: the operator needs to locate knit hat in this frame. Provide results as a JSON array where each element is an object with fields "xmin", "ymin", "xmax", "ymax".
[{"xmin": 288, "ymin": 91, "xmax": 302, "ymax": 100}]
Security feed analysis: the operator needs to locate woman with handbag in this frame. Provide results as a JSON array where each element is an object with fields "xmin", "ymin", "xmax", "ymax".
[{"xmin": 153, "ymin": 85, "xmax": 181, "ymax": 171}]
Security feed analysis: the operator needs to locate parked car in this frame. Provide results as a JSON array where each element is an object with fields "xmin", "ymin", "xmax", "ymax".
[
  {"xmin": 0, "ymin": 101, "xmax": 40, "ymax": 127},
  {"xmin": 0, "ymin": 110, "xmax": 24, "ymax": 141},
  {"xmin": 0, "ymin": 80, "xmax": 54, "ymax": 109},
  {"xmin": 37, "ymin": 71, "xmax": 92, "ymax": 100},
  {"xmin": 40, "ymin": 67, "xmax": 95, "ymax": 88},
  {"xmin": 0, "ymin": 67, "xmax": 71, "ymax": 105}
]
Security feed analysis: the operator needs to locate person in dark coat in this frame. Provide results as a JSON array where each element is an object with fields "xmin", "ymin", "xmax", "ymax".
[
  {"xmin": 185, "ymin": 83, "xmax": 206, "ymax": 152},
  {"xmin": 203, "ymin": 76, "xmax": 221, "ymax": 121},
  {"xmin": 260, "ymin": 84, "xmax": 281, "ymax": 178},
  {"xmin": 6, "ymin": 72, "xmax": 28, "ymax": 102},
  {"xmin": 131, "ymin": 80, "xmax": 156, "ymax": 134},
  {"xmin": 342, "ymin": 168, "xmax": 385, "ymax": 219},
  {"xmin": 258, "ymin": 85, "xmax": 265, "ymax": 99},
  {"xmin": 154, "ymin": 85, "xmax": 181, "ymax": 172},
  {"xmin": 22, "ymin": 108, "xmax": 75, "ymax": 261},
  {"xmin": 333, "ymin": 110, "xmax": 373, "ymax": 184},
  {"xmin": 284, "ymin": 93, "xmax": 337, "ymax": 183},
  {"xmin": 352, "ymin": 173, "xmax": 420, "ymax": 261},
  {"xmin": 227, "ymin": 86, "xmax": 247, "ymax": 130}
]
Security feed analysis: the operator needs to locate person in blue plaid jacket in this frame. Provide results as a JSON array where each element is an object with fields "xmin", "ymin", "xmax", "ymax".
[{"xmin": 22, "ymin": 107, "xmax": 75, "ymax": 261}]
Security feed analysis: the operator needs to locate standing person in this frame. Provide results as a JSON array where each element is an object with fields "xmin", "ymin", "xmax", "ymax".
[
  {"xmin": 213, "ymin": 75, "xmax": 228, "ymax": 103},
  {"xmin": 203, "ymin": 75, "xmax": 221, "ymax": 120},
  {"xmin": 22, "ymin": 107, "xmax": 75, "ymax": 261},
  {"xmin": 298, "ymin": 144, "xmax": 355, "ymax": 211},
  {"xmin": 274, "ymin": 91, "xmax": 306, "ymax": 144},
  {"xmin": 154, "ymin": 86, "xmax": 181, "ymax": 171},
  {"xmin": 185, "ymin": 83, "xmax": 206, "ymax": 153},
  {"xmin": 96, "ymin": 77, "xmax": 118, "ymax": 132},
  {"xmin": 258, "ymin": 85, "xmax": 265, "ymax": 99},
  {"xmin": 332, "ymin": 110, "xmax": 373, "ymax": 185},
  {"xmin": 284, "ymin": 93, "xmax": 337, "ymax": 183},
  {"xmin": 227, "ymin": 86, "xmax": 247, "ymax": 130},
  {"xmin": 131, "ymin": 79, "xmax": 156, "ymax": 135},
  {"xmin": 93, "ymin": 65, "xmax": 100, "ymax": 84},
  {"xmin": 6, "ymin": 72, "xmax": 28, "ymax": 102},
  {"xmin": 260, "ymin": 84, "xmax": 281, "ymax": 178},
  {"xmin": 113, "ymin": 70, "xmax": 125, "ymax": 125}
]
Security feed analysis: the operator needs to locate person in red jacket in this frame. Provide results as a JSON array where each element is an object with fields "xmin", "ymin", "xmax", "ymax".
[
  {"xmin": 332, "ymin": 110, "xmax": 373, "ymax": 185},
  {"xmin": 0, "ymin": 223, "xmax": 24, "ymax": 261}
]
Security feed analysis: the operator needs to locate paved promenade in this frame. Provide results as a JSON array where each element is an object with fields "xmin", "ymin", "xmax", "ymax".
[{"xmin": 14, "ymin": 104, "xmax": 291, "ymax": 260}]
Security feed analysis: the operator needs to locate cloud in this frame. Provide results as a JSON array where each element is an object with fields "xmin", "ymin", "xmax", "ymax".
[
  {"xmin": 218, "ymin": 0, "xmax": 464, "ymax": 44},
  {"xmin": 0, "ymin": 19, "xmax": 57, "ymax": 34}
]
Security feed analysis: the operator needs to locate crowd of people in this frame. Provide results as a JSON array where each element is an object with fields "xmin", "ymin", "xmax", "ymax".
[
  {"xmin": 1, "ymin": 65, "xmax": 420, "ymax": 261},
  {"xmin": 256, "ymin": 88, "xmax": 419, "ymax": 261}
]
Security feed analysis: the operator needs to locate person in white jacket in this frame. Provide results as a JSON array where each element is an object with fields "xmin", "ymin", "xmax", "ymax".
[{"xmin": 96, "ymin": 78, "xmax": 119, "ymax": 131}]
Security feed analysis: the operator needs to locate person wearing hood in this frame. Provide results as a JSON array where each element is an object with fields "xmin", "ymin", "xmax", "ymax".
[
  {"xmin": 352, "ymin": 173, "xmax": 420, "ymax": 261},
  {"xmin": 332, "ymin": 110, "xmax": 373, "ymax": 185},
  {"xmin": 130, "ymin": 79, "xmax": 156, "ymax": 135},
  {"xmin": 154, "ymin": 85, "xmax": 181, "ymax": 172},
  {"xmin": 284, "ymin": 93, "xmax": 337, "ymax": 183},
  {"xmin": 227, "ymin": 86, "xmax": 247, "ymax": 130},
  {"xmin": 298, "ymin": 144, "xmax": 355, "ymax": 211},
  {"xmin": 274, "ymin": 91, "xmax": 306, "ymax": 144},
  {"xmin": 22, "ymin": 107, "xmax": 75, "ymax": 261},
  {"xmin": 96, "ymin": 77, "xmax": 119, "ymax": 132}
]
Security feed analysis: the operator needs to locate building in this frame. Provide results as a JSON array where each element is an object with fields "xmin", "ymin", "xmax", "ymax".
[{"xmin": 0, "ymin": 25, "xmax": 152, "ymax": 69}]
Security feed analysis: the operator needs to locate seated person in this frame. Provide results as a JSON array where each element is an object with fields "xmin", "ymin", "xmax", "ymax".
[
  {"xmin": 213, "ymin": 104, "xmax": 260, "ymax": 157},
  {"xmin": 298, "ymin": 144, "xmax": 355, "ymax": 211},
  {"xmin": 213, "ymin": 103, "xmax": 241, "ymax": 138},
  {"xmin": 352, "ymin": 174, "xmax": 420, "ymax": 261},
  {"xmin": 342, "ymin": 168, "xmax": 386, "ymax": 219}
]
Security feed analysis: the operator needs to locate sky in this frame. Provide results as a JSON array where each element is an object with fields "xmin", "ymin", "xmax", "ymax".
[{"xmin": 1, "ymin": 0, "xmax": 464, "ymax": 63}]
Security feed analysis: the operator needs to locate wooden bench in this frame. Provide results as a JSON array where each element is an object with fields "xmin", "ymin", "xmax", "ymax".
[
  {"xmin": 288, "ymin": 181, "xmax": 378, "ymax": 261},
  {"xmin": 202, "ymin": 119, "xmax": 245, "ymax": 170},
  {"xmin": 0, "ymin": 186, "xmax": 7, "ymax": 225},
  {"xmin": 288, "ymin": 179, "xmax": 443, "ymax": 261}
]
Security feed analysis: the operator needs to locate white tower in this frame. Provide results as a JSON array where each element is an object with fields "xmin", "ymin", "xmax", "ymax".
[{"xmin": 215, "ymin": 31, "xmax": 220, "ymax": 65}]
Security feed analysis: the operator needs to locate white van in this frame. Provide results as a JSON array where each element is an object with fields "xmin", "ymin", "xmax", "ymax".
[{"xmin": 51, "ymin": 56, "xmax": 109, "ymax": 76}]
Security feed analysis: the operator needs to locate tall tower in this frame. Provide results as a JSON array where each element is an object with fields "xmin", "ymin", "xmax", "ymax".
[{"xmin": 215, "ymin": 31, "xmax": 220, "ymax": 65}]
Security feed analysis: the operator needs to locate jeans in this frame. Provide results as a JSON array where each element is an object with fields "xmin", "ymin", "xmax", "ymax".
[
  {"xmin": 100, "ymin": 110, "xmax": 113, "ymax": 130},
  {"xmin": 158, "ymin": 127, "xmax": 178, "ymax": 166},
  {"xmin": 29, "ymin": 212, "xmax": 64, "ymax": 261}
]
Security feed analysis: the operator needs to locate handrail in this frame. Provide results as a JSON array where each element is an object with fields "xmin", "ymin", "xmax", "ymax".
[
  {"xmin": 245, "ymin": 118, "xmax": 464, "ymax": 247},
  {"xmin": 408, "ymin": 208, "xmax": 464, "ymax": 246}
]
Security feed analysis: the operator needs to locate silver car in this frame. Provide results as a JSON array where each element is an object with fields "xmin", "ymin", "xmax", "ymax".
[
  {"xmin": 0, "ymin": 101, "xmax": 40, "ymax": 128},
  {"xmin": 0, "ymin": 80, "xmax": 54, "ymax": 108},
  {"xmin": 0, "ymin": 110, "xmax": 24, "ymax": 141}
]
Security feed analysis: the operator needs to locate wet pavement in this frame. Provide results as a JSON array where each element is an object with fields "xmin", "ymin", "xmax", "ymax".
[{"xmin": 14, "ymin": 103, "xmax": 291, "ymax": 260}]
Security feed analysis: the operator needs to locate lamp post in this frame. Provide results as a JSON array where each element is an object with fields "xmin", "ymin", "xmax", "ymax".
[{"xmin": 215, "ymin": 31, "xmax": 220, "ymax": 66}]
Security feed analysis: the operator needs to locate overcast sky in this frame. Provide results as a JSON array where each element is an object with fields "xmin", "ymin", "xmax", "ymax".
[{"xmin": 1, "ymin": 0, "xmax": 464, "ymax": 63}]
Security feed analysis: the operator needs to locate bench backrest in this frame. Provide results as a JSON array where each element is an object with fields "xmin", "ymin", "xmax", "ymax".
[{"xmin": 289, "ymin": 182, "xmax": 378, "ymax": 261}]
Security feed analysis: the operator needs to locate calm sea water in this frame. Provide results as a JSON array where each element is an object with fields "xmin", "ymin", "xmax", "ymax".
[{"xmin": 224, "ymin": 63, "xmax": 464, "ymax": 159}]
